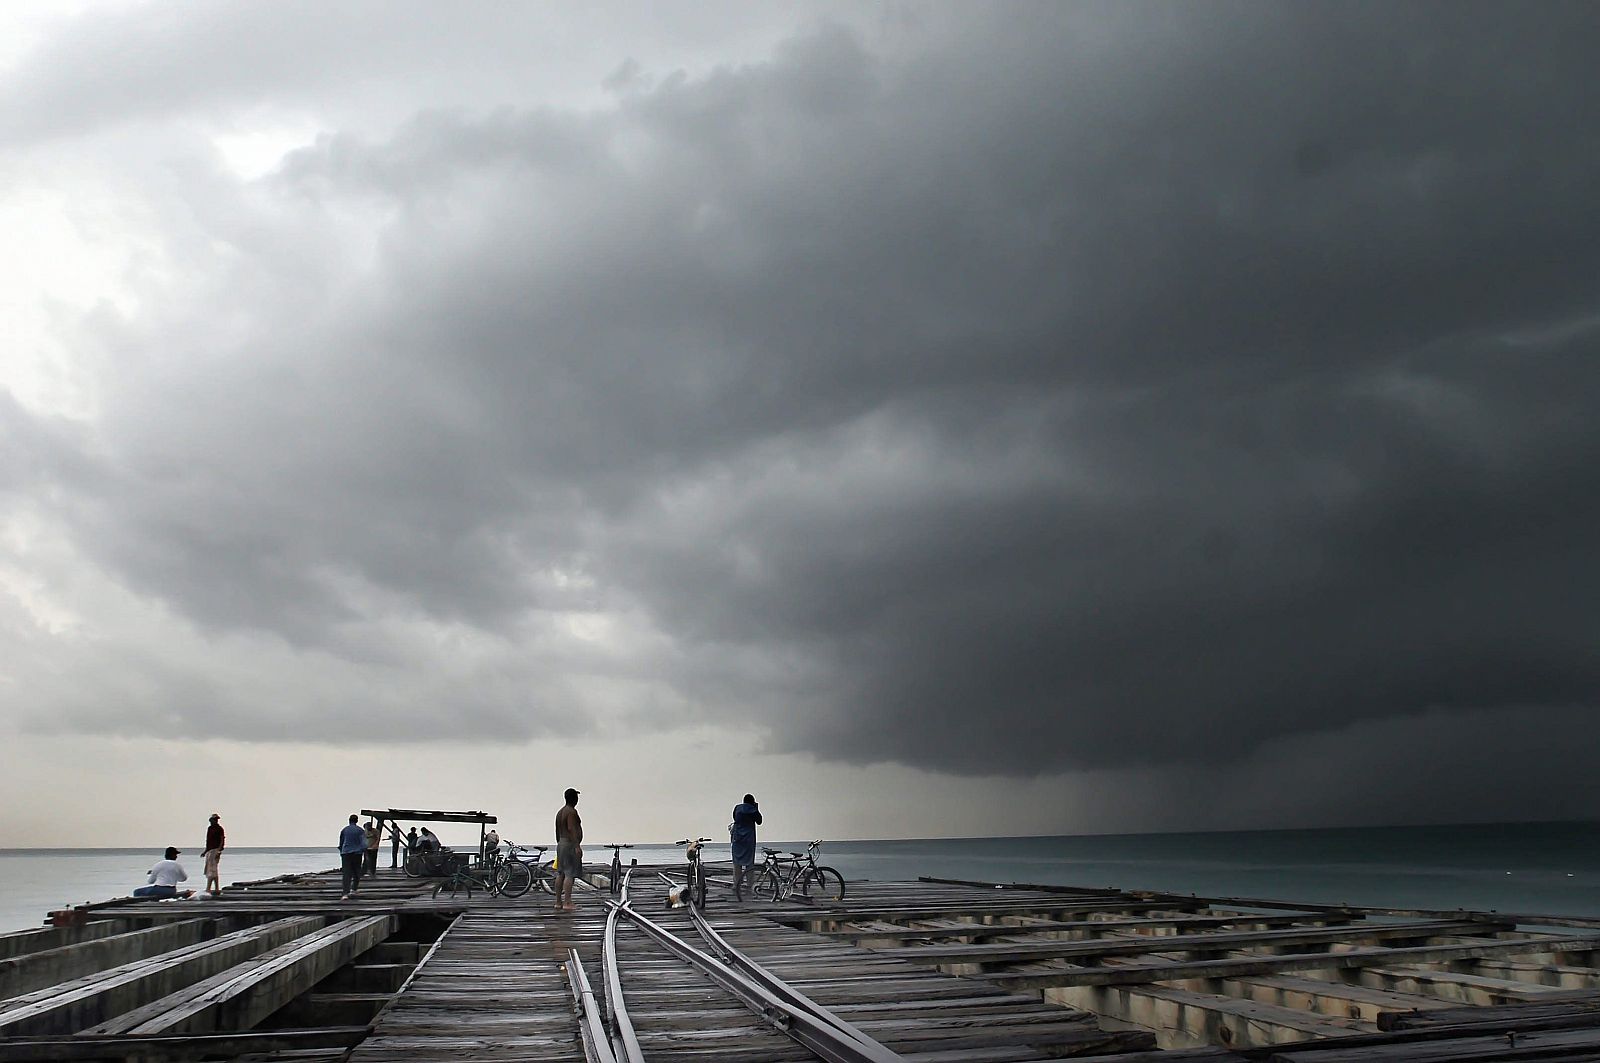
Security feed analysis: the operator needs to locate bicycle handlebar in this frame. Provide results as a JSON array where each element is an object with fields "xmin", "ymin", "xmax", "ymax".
[
  {"xmin": 675, "ymin": 837, "xmax": 714, "ymax": 845},
  {"xmin": 603, "ymin": 843, "xmax": 633, "ymax": 850}
]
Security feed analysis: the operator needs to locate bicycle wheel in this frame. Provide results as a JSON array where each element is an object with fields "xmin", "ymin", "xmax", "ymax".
[
  {"xmin": 693, "ymin": 861, "xmax": 707, "ymax": 909},
  {"xmin": 497, "ymin": 859, "xmax": 533, "ymax": 898},
  {"xmin": 802, "ymin": 866, "xmax": 846, "ymax": 902},
  {"xmin": 751, "ymin": 866, "xmax": 781, "ymax": 901},
  {"xmin": 404, "ymin": 853, "xmax": 426, "ymax": 878}
]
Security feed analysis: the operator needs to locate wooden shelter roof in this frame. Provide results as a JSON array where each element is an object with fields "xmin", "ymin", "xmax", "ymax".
[{"xmin": 357, "ymin": 809, "xmax": 497, "ymax": 824}]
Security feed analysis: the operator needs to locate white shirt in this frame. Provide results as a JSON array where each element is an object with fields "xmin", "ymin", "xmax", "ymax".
[{"xmin": 147, "ymin": 859, "xmax": 188, "ymax": 888}]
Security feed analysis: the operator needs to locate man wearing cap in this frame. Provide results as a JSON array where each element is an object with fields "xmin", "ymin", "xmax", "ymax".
[
  {"xmin": 203, "ymin": 813, "xmax": 226, "ymax": 896},
  {"xmin": 553, "ymin": 788, "xmax": 582, "ymax": 913},
  {"xmin": 134, "ymin": 847, "xmax": 190, "ymax": 899}
]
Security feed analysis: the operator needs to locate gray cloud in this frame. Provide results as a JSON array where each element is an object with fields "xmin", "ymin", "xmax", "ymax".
[{"xmin": 3, "ymin": 3, "xmax": 1599, "ymax": 787}]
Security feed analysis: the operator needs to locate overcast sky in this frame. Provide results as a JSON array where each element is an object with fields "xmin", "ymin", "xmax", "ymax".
[{"xmin": 2, "ymin": 1, "xmax": 1597, "ymax": 848}]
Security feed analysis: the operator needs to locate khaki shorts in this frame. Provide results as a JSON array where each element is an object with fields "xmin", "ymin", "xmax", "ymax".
[{"xmin": 204, "ymin": 849, "xmax": 222, "ymax": 877}]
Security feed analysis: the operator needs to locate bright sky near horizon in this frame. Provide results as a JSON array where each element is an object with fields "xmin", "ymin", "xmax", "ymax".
[{"xmin": 3, "ymin": 2, "xmax": 1599, "ymax": 848}]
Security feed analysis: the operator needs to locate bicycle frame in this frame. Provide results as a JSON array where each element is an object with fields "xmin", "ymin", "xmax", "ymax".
[{"xmin": 675, "ymin": 837, "xmax": 712, "ymax": 908}]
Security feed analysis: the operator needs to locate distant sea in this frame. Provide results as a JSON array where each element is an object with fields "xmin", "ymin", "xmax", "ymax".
[{"xmin": 3, "ymin": 821, "xmax": 1596, "ymax": 934}]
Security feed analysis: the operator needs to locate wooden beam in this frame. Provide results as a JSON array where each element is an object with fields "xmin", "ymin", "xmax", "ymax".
[
  {"xmin": 0, "ymin": 922, "xmax": 211, "ymax": 1001},
  {"xmin": 1378, "ymin": 994, "xmax": 1600, "ymax": 1032},
  {"xmin": 984, "ymin": 935, "xmax": 1599, "ymax": 989},
  {"xmin": 822, "ymin": 911, "xmax": 1337, "ymax": 943},
  {"xmin": 878, "ymin": 920, "xmax": 1502, "ymax": 967},
  {"xmin": 0, "ymin": 926, "xmax": 119, "ymax": 964},
  {"xmin": 1268, "ymin": 1023, "xmax": 1600, "ymax": 1061},
  {"xmin": 0, "ymin": 1025, "xmax": 370, "ymax": 1061},
  {"xmin": 1044, "ymin": 980, "xmax": 1368, "ymax": 1049},
  {"xmin": 0, "ymin": 916, "xmax": 323, "ymax": 1036},
  {"xmin": 84, "ymin": 915, "xmax": 394, "ymax": 1035},
  {"xmin": 778, "ymin": 899, "xmax": 1192, "ymax": 925},
  {"xmin": 358, "ymin": 809, "xmax": 497, "ymax": 824}
]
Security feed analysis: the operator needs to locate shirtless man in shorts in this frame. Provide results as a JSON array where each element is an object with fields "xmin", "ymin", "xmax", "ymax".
[{"xmin": 554, "ymin": 788, "xmax": 582, "ymax": 913}]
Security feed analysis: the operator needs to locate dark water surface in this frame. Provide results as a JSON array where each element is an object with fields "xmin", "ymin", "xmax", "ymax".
[{"xmin": 3, "ymin": 821, "xmax": 1596, "ymax": 933}]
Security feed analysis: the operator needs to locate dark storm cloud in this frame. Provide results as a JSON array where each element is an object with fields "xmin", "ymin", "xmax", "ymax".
[{"xmin": 4, "ymin": 3, "xmax": 1599, "ymax": 772}]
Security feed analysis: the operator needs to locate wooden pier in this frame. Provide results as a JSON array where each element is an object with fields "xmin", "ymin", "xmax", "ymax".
[{"xmin": 3, "ymin": 858, "xmax": 1600, "ymax": 1060}]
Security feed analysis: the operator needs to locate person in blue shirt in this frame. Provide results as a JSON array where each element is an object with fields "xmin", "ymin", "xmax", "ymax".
[
  {"xmin": 338, "ymin": 814, "xmax": 367, "ymax": 899},
  {"xmin": 730, "ymin": 794, "xmax": 762, "ymax": 900}
]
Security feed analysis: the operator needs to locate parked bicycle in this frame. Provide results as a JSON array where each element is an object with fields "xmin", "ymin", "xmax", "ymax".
[
  {"xmin": 675, "ymin": 837, "xmax": 713, "ymax": 909},
  {"xmin": 404, "ymin": 845, "xmax": 455, "ymax": 879},
  {"xmin": 500, "ymin": 841, "xmax": 554, "ymax": 896},
  {"xmin": 751, "ymin": 841, "xmax": 844, "ymax": 903},
  {"xmin": 430, "ymin": 859, "xmax": 508, "ymax": 900},
  {"xmin": 602, "ymin": 843, "xmax": 634, "ymax": 895}
]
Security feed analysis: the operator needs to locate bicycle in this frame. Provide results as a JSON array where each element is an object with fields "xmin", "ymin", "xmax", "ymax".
[
  {"xmin": 500, "ymin": 842, "xmax": 554, "ymax": 896},
  {"xmin": 404, "ymin": 846, "xmax": 454, "ymax": 879},
  {"xmin": 751, "ymin": 841, "xmax": 845, "ymax": 903},
  {"xmin": 674, "ymin": 837, "xmax": 712, "ymax": 909},
  {"xmin": 602, "ymin": 844, "xmax": 634, "ymax": 895},
  {"xmin": 430, "ymin": 859, "xmax": 505, "ymax": 901},
  {"xmin": 481, "ymin": 841, "xmax": 535, "ymax": 899}
]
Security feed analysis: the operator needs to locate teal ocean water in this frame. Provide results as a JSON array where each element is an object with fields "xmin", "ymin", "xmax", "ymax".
[{"xmin": 2, "ymin": 821, "xmax": 1595, "ymax": 934}]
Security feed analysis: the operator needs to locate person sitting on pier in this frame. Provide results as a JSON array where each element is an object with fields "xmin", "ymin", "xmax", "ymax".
[
  {"xmin": 416, "ymin": 826, "xmax": 440, "ymax": 852},
  {"xmin": 133, "ymin": 847, "xmax": 192, "ymax": 899}
]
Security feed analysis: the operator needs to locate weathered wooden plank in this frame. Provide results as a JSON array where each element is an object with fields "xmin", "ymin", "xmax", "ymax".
[
  {"xmin": 824, "ymin": 911, "xmax": 1339, "ymax": 943},
  {"xmin": 1379, "ymin": 995, "xmax": 1600, "ymax": 1032},
  {"xmin": 0, "ymin": 921, "xmax": 212, "ymax": 1000},
  {"xmin": 0, "ymin": 916, "xmax": 324, "ymax": 1036},
  {"xmin": 86, "ymin": 915, "xmax": 394, "ymax": 1035},
  {"xmin": 984, "ymin": 935, "xmax": 1599, "ymax": 989},
  {"xmin": 878, "ymin": 920, "xmax": 1500, "ymax": 966},
  {"xmin": 0, "ymin": 1025, "xmax": 370, "ymax": 1061},
  {"xmin": 1267, "ymin": 1023, "xmax": 1600, "ymax": 1061},
  {"xmin": 0, "ymin": 925, "xmax": 120, "ymax": 963}
]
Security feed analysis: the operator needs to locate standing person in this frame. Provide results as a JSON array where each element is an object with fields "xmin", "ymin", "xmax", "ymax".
[
  {"xmin": 363, "ymin": 820, "xmax": 380, "ymax": 877},
  {"xmin": 407, "ymin": 826, "xmax": 420, "ymax": 859},
  {"xmin": 554, "ymin": 788, "xmax": 582, "ymax": 914},
  {"xmin": 483, "ymin": 827, "xmax": 500, "ymax": 863},
  {"xmin": 203, "ymin": 813, "xmax": 226, "ymax": 897},
  {"xmin": 390, "ymin": 822, "xmax": 402, "ymax": 868},
  {"xmin": 134, "ymin": 847, "xmax": 190, "ymax": 898},
  {"xmin": 730, "ymin": 794, "xmax": 763, "ymax": 901},
  {"xmin": 338, "ymin": 815, "xmax": 367, "ymax": 900}
]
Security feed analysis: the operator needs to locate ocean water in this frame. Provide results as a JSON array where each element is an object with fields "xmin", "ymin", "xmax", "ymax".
[{"xmin": 2, "ymin": 821, "xmax": 1596, "ymax": 934}]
